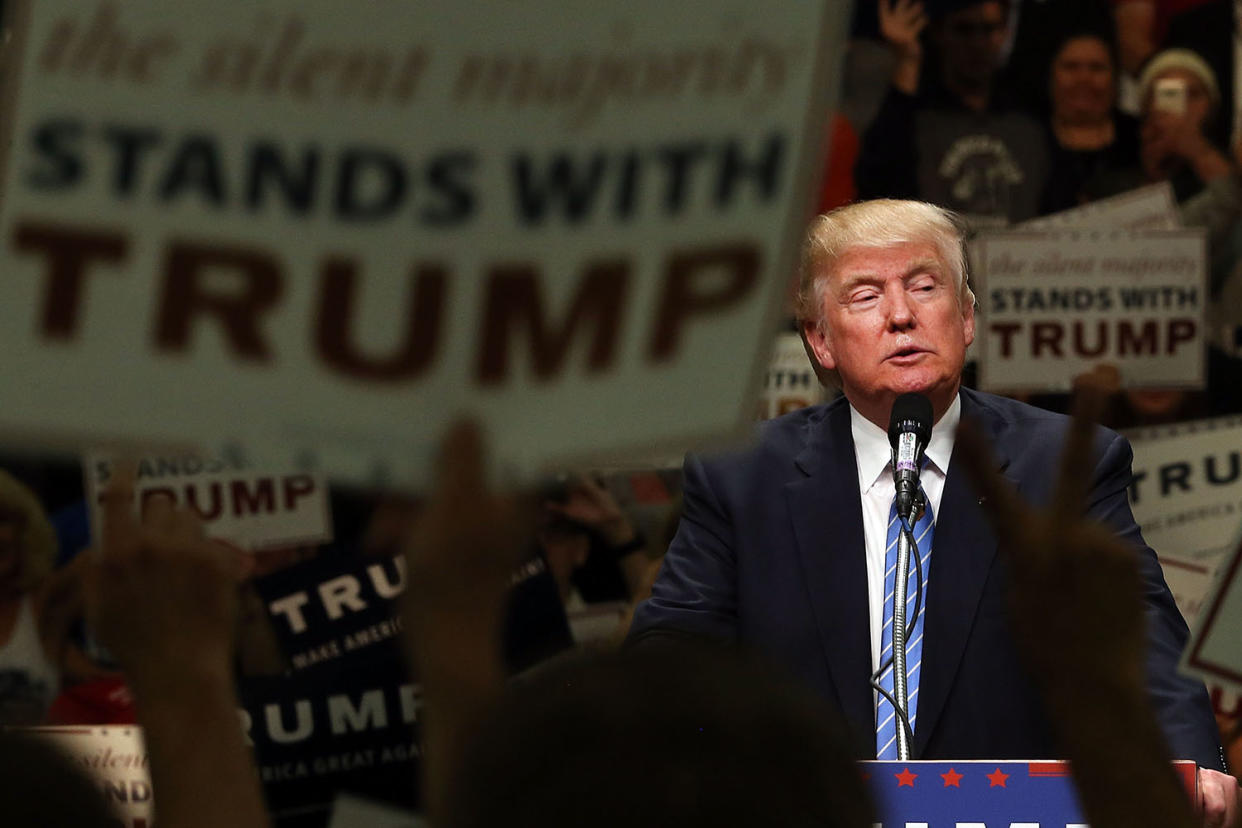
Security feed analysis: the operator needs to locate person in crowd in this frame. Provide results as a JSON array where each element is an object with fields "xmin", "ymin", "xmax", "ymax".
[
  {"xmin": 539, "ymin": 476, "xmax": 651, "ymax": 605},
  {"xmin": 999, "ymin": 0, "xmax": 1116, "ymax": 117},
  {"xmin": 1040, "ymin": 29, "xmax": 1144, "ymax": 213},
  {"xmin": 1139, "ymin": 48, "xmax": 1232, "ymax": 201},
  {"xmin": 626, "ymin": 198, "xmax": 1238, "ymax": 822},
  {"xmin": 536, "ymin": 475, "xmax": 663, "ymax": 644},
  {"xmin": 444, "ymin": 646, "xmax": 873, "ymax": 828},
  {"xmin": 85, "ymin": 471, "xmax": 268, "ymax": 828},
  {"xmin": 1114, "ymin": 1, "xmax": 1235, "ymax": 142},
  {"xmin": 855, "ymin": 0, "xmax": 1051, "ymax": 222},
  {"xmin": 0, "ymin": 470, "xmax": 101, "ymax": 725}
]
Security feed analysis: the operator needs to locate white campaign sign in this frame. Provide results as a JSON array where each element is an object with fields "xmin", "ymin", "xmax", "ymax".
[
  {"xmin": 83, "ymin": 452, "xmax": 333, "ymax": 551},
  {"xmin": 1182, "ymin": 536, "xmax": 1242, "ymax": 694},
  {"xmin": 974, "ymin": 229, "xmax": 1206, "ymax": 392},
  {"xmin": 22, "ymin": 725, "xmax": 154, "ymax": 827},
  {"xmin": 1127, "ymin": 417, "xmax": 1242, "ymax": 624},
  {"xmin": 1017, "ymin": 182, "xmax": 1180, "ymax": 231},
  {"xmin": 0, "ymin": 0, "xmax": 846, "ymax": 488},
  {"xmin": 758, "ymin": 331, "xmax": 829, "ymax": 421}
]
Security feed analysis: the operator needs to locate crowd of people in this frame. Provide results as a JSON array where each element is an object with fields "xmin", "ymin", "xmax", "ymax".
[
  {"xmin": 830, "ymin": 0, "xmax": 1242, "ymax": 421},
  {"xmin": 837, "ymin": 0, "xmax": 1238, "ymax": 222},
  {"xmin": 0, "ymin": 400, "xmax": 1226, "ymax": 828},
  {"xmin": 1, "ymin": 1, "xmax": 1242, "ymax": 827}
]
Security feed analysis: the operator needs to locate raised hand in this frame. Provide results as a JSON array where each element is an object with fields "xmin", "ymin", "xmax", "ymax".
[
  {"xmin": 87, "ymin": 465, "xmax": 243, "ymax": 692},
  {"xmin": 544, "ymin": 475, "xmax": 635, "ymax": 547},
  {"xmin": 87, "ymin": 464, "xmax": 268, "ymax": 828},
  {"xmin": 878, "ymin": 0, "xmax": 928, "ymax": 62},
  {"xmin": 403, "ymin": 421, "xmax": 534, "ymax": 676},
  {"xmin": 401, "ymin": 421, "xmax": 536, "ymax": 824}
]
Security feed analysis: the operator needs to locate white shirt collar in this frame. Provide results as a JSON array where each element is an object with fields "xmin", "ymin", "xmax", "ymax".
[{"xmin": 850, "ymin": 394, "xmax": 961, "ymax": 494}]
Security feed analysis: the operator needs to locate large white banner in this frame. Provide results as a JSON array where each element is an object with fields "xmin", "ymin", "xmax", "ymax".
[
  {"xmin": 974, "ymin": 229, "xmax": 1206, "ymax": 392},
  {"xmin": 0, "ymin": 0, "xmax": 846, "ymax": 487},
  {"xmin": 1128, "ymin": 417, "xmax": 1242, "ymax": 624}
]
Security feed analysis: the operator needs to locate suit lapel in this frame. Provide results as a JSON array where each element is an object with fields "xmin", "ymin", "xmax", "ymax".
[
  {"xmin": 913, "ymin": 389, "xmax": 1012, "ymax": 756},
  {"xmin": 786, "ymin": 400, "xmax": 875, "ymax": 744}
]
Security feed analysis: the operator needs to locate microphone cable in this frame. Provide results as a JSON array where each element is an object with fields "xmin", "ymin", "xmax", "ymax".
[{"xmin": 869, "ymin": 496, "xmax": 926, "ymax": 758}]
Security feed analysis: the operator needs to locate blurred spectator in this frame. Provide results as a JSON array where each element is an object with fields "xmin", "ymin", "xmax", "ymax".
[
  {"xmin": 1040, "ymin": 30, "xmax": 1144, "ymax": 212},
  {"xmin": 541, "ymin": 476, "xmax": 650, "ymax": 605},
  {"xmin": 1001, "ymin": 0, "xmax": 1115, "ymax": 118},
  {"xmin": 1163, "ymin": 1, "xmax": 1235, "ymax": 148},
  {"xmin": 855, "ymin": 0, "xmax": 1051, "ymax": 222},
  {"xmin": 1114, "ymin": 2, "xmax": 1236, "ymax": 144},
  {"xmin": 0, "ymin": 470, "xmax": 77, "ymax": 724},
  {"xmin": 1139, "ymin": 48, "xmax": 1232, "ymax": 201},
  {"xmin": 87, "ymin": 473, "xmax": 269, "ymax": 828},
  {"xmin": 537, "ymin": 475, "xmax": 665, "ymax": 645},
  {"xmin": 446, "ymin": 646, "xmax": 874, "ymax": 828}
]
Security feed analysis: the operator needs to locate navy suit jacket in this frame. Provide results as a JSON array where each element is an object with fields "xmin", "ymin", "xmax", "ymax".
[{"xmin": 629, "ymin": 388, "xmax": 1223, "ymax": 767}]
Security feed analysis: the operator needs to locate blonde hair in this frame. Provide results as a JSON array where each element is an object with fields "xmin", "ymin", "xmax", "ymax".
[
  {"xmin": 0, "ymin": 470, "xmax": 57, "ymax": 592},
  {"xmin": 795, "ymin": 199, "xmax": 976, "ymax": 386}
]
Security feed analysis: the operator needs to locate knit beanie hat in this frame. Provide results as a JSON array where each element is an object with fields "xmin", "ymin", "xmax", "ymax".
[{"xmin": 1138, "ymin": 48, "xmax": 1220, "ymax": 110}]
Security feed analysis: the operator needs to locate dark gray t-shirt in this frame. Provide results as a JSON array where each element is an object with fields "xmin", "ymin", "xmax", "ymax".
[{"xmin": 914, "ymin": 108, "xmax": 1050, "ymax": 223}]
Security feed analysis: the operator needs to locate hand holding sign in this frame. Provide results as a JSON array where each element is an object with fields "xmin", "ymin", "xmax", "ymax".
[
  {"xmin": 86, "ymin": 464, "xmax": 245, "ymax": 692},
  {"xmin": 956, "ymin": 391, "xmax": 1209, "ymax": 828},
  {"xmin": 86, "ymin": 464, "xmax": 269, "ymax": 828}
]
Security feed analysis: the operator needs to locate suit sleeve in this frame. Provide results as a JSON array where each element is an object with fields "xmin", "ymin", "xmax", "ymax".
[
  {"xmin": 1089, "ymin": 429, "xmax": 1225, "ymax": 770},
  {"xmin": 626, "ymin": 453, "xmax": 740, "ymax": 647}
]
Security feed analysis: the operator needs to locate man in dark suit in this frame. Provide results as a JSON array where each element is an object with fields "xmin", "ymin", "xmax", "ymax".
[{"xmin": 628, "ymin": 199, "xmax": 1235, "ymax": 815}]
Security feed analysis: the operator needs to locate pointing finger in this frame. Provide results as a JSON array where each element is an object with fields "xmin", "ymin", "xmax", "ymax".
[
  {"xmin": 100, "ymin": 458, "xmax": 139, "ymax": 563},
  {"xmin": 1051, "ymin": 386, "xmax": 1108, "ymax": 526},
  {"xmin": 435, "ymin": 419, "xmax": 486, "ymax": 504}
]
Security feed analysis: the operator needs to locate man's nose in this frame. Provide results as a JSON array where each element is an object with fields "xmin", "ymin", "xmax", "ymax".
[{"xmin": 885, "ymin": 290, "xmax": 915, "ymax": 329}]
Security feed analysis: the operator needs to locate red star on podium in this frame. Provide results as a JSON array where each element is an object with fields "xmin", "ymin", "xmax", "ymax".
[
  {"xmin": 895, "ymin": 768, "xmax": 918, "ymax": 787},
  {"xmin": 941, "ymin": 768, "xmax": 963, "ymax": 787},
  {"xmin": 986, "ymin": 768, "xmax": 1010, "ymax": 787}
]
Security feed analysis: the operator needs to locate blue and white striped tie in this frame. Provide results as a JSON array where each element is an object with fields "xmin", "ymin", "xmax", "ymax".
[{"xmin": 876, "ymin": 492, "xmax": 934, "ymax": 760}]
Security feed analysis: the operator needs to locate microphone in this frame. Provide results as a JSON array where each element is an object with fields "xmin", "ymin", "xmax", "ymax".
[{"xmin": 888, "ymin": 393, "xmax": 933, "ymax": 522}]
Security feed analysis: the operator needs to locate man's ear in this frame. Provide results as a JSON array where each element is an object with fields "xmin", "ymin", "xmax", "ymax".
[
  {"xmin": 962, "ymin": 299, "xmax": 976, "ymax": 348},
  {"xmin": 801, "ymin": 318, "xmax": 837, "ymax": 372}
]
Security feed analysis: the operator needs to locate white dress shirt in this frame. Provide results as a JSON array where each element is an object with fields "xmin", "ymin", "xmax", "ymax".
[{"xmin": 849, "ymin": 395, "xmax": 960, "ymax": 674}]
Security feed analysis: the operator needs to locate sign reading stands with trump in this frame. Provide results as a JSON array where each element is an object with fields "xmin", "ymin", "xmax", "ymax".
[
  {"xmin": 974, "ymin": 228, "xmax": 1206, "ymax": 393},
  {"xmin": 82, "ymin": 451, "xmax": 333, "ymax": 552},
  {"xmin": 0, "ymin": 0, "xmax": 846, "ymax": 487}
]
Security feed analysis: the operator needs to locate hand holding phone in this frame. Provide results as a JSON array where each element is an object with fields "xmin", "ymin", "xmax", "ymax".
[{"xmin": 1152, "ymin": 77, "xmax": 1188, "ymax": 115}]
